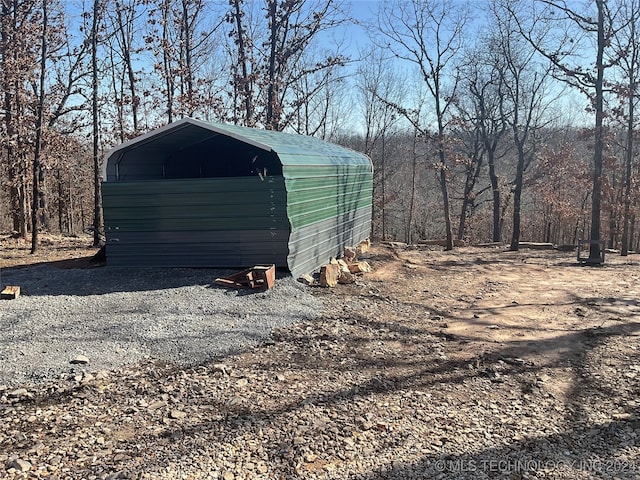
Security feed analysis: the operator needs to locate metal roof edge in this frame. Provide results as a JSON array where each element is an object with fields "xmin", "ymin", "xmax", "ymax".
[
  {"xmin": 101, "ymin": 118, "xmax": 373, "ymax": 179},
  {"xmin": 101, "ymin": 118, "xmax": 274, "ymax": 180}
]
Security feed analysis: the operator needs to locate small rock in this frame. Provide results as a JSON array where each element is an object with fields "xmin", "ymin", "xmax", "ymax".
[
  {"xmin": 356, "ymin": 239, "xmax": 371, "ymax": 255},
  {"xmin": 222, "ymin": 471, "xmax": 234, "ymax": 480},
  {"xmin": 169, "ymin": 410, "xmax": 187, "ymax": 420},
  {"xmin": 236, "ymin": 378, "xmax": 248, "ymax": 388},
  {"xmin": 212, "ymin": 364, "xmax": 229, "ymax": 375},
  {"xmin": 6, "ymin": 458, "xmax": 31, "ymax": 472},
  {"xmin": 348, "ymin": 261, "xmax": 371, "ymax": 274},
  {"xmin": 319, "ymin": 263, "xmax": 339, "ymax": 287},
  {"xmin": 297, "ymin": 274, "xmax": 315, "ymax": 286},
  {"xmin": 343, "ymin": 246, "xmax": 357, "ymax": 262},
  {"xmin": 70, "ymin": 355, "xmax": 89, "ymax": 365},
  {"xmin": 148, "ymin": 400, "xmax": 167, "ymax": 411},
  {"xmin": 338, "ymin": 270, "xmax": 355, "ymax": 284},
  {"xmin": 8, "ymin": 388, "xmax": 28, "ymax": 398}
]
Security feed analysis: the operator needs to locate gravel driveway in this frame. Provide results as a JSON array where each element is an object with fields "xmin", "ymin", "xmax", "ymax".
[{"xmin": 0, "ymin": 264, "xmax": 320, "ymax": 386}]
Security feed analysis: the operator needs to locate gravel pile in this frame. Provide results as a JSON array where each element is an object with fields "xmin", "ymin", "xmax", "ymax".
[{"xmin": 0, "ymin": 264, "xmax": 321, "ymax": 386}]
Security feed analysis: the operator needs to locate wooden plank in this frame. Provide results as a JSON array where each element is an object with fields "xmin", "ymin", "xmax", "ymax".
[{"xmin": 1, "ymin": 286, "xmax": 20, "ymax": 300}]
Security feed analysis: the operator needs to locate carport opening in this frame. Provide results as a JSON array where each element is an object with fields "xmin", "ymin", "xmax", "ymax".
[{"xmin": 114, "ymin": 130, "xmax": 282, "ymax": 181}]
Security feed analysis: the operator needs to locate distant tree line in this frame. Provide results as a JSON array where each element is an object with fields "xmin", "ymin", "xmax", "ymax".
[{"xmin": 1, "ymin": 0, "xmax": 639, "ymax": 259}]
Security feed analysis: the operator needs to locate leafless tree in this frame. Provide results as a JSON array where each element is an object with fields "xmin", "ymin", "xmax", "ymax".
[
  {"xmin": 512, "ymin": 0, "xmax": 626, "ymax": 262},
  {"xmin": 376, "ymin": 0, "xmax": 468, "ymax": 250},
  {"xmin": 1, "ymin": 0, "xmax": 39, "ymax": 238},
  {"xmin": 225, "ymin": 0, "xmax": 348, "ymax": 131},
  {"xmin": 29, "ymin": 0, "xmax": 48, "ymax": 253},
  {"xmin": 491, "ymin": 0, "xmax": 554, "ymax": 251},
  {"xmin": 105, "ymin": 0, "xmax": 145, "ymax": 139},
  {"xmin": 355, "ymin": 47, "xmax": 402, "ymax": 239},
  {"xmin": 459, "ymin": 35, "xmax": 509, "ymax": 243},
  {"xmin": 91, "ymin": 0, "xmax": 105, "ymax": 246},
  {"xmin": 610, "ymin": 0, "xmax": 640, "ymax": 255}
]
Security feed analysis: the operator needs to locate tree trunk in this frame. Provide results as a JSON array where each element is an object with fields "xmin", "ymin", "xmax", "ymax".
[
  {"xmin": 30, "ymin": 0, "xmax": 48, "ymax": 254},
  {"xmin": 440, "ymin": 166, "xmax": 453, "ymax": 250},
  {"xmin": 266, "ymin": 0, "xmax": 279, "ymax": 130},
  {"xmin": 588, "ymin": 0, "xmax": 606, "ymax": 263},
  {"xmin": 231, "ymin": 0, "xmax": 253, "ymax": 125},
  {"xmin": 487, "ymin": 148, "xmax": 501, "ymax": 242},
  {"xmin": 509, "ymin": 138, "xmax": 526, "ymax": 251},
  {"xmin": 162, "ymin": 0, "xmax": 174, "ymax": 123},
  {"xmin": 91, "ymin": 0, "xmax": 104, "ymax": 247},
  {"xmin": 381, "ymin": 132, "xmax": 387, "ymax": 240},
  {"xmin": 621, "ymin": 11, "xmax": 636, "ymax": 256}
]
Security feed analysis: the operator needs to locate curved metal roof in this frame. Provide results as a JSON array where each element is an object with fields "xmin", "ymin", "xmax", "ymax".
[{"xmin": 102, "ymin": 117, "xmax": 371, "ymax": 180}]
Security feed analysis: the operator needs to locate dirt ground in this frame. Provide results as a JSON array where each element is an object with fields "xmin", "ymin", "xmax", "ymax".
[
  {"xmin": 0, "ymin": 234, "xmax": 639, "ymax": 479},
  {"xmin": 0, "ymin": 233, "xmax": 100, "ymax": 270}
]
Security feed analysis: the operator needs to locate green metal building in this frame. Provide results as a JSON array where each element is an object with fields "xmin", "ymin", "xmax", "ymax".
[{"xmin": 101, "ymin": 118, "xmax": 373, "ymax": 278}]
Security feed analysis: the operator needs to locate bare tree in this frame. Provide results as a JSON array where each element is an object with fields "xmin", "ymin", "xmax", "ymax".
[
  {"xmin": 225, "ymin": 0, "xmax": 348, "ymax": 131},
  {"xmin": 147, "ymin": 0, "xmax": 223, "ymax": 123},
  {"xmin": 512, "ymin": 0, "xmax": 625, "ymax": 263},
  {"xmin": 105, "ymin": 0, "xmax": 145, "ymax": 139},
  {"xmin": 29, "ymin": 0, "xmax": 48, "ymax": 253},
  {"xmin": 492, "ymin": 1, "xmax": 554, "ymax": 251},
  {"xmin": 1, "ymin": 0, "xmax": 38, "ymax": 238},
  {"xmin": 460, "ymin": 36, "xmax": 509, "ymax": 243},
  {"xmin": 227, "ymin": 0, "xmax": 256, "ymax": 125},
  {"xmin": 355, "ymin": 47, "xmax": 402, "ymax": 239},
  {"xmin": 611, "ymin": 0, "xmax": 640, "ymax": 255},
  {"xmin": 91, "ymin": 0, "xmax": 104, "ymax": 247},
  {"xmin": 376, "ymin": 0, "xmax": 467, "ymax": 249}
]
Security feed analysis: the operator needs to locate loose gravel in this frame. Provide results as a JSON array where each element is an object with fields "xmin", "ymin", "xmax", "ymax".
[{"xmin": 0, "ymin": 264, "xmax": 321, "ymax": 386}]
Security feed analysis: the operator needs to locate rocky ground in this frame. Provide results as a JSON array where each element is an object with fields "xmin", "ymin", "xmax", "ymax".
[{"xmin": 0, "ymin": 236, "xmax": 639, "ymax": 479}]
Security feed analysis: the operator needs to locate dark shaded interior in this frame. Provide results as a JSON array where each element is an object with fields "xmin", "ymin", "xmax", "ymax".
[
  {"xmin": 164, "ymin": 136, "xmax": 282, "ymax": 179},
  {"xmin": 111, "ymin": 125, "xmax": 282, "ymax": 181}
]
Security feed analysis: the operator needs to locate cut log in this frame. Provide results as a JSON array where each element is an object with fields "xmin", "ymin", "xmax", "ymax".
[
  {"xmin": 1, "ymin": 286, "xmax": 20, "ymax": 300},
  {"xmin": 338, "ymin": 270, "xmax": 355, "ymax": 284},
  {"xmin": 337, "ymin": 259, "xmax": 350, "ymax": 273},
  {"xmin": 319, "ymin": 263, "xmax": 339, "ymax": 287},
  {"xmin": 517, "ymin": 242, "xmax": 554, "ymax": 250},
  {"xmin": 418, "ymin": 239, "xmax": 466, "ymax": 247},
  {"xmin": 343, "ymin": 246, "xmax": 357, "ymax": 263},
  {"xmin": 348, "ymin": 261, "xmax": 371, "ymax": 274},
  {"xmin": 297, "ymin": 274, "xmax": 315, "ymax": 286},
  {"xmin": 356, "ymin": 239, "xmax": 371, "ymax": 255}
]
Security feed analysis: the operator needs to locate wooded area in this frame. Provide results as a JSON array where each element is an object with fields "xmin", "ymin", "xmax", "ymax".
[{"xmin": 1, "ymin": 0, "xmax": 639, "ymax": 260}]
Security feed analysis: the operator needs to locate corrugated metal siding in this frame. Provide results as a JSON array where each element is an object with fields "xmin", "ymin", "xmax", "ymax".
[
  {"xmin": 281, "ymin": 163, "xmax": 373, "ymax": 279},
  {"xmin": 101, "ymin": 119, "xmax": 373, "ymax": 276},
  {"xmin": 287, "ymin": 206, "xmax": 372, "ymax": 278},
  {"xmin": 200, "ymin": 123, "xmax": 373, "ymax": 278},
  {"xmin": 102, "ymin": 176, "xmax": 289, "ymax": 267}
]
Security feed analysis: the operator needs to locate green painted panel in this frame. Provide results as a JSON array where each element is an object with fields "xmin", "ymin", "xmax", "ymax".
[
  {"xmin": 102, "ymin": 176, "xmax": 284, "ymax": 195},
  {"xmin": 284, "ymin": 170, "xmax": 373, "ymax": 230},
  {"xmin": 104, "ymin": 204, "xmax": 286, "ymax": 221},
  {"xmin": 287, "ymin": 197, "xmax": 372, "ymax": 229},
  {"xmin": 282, "ymin": 164, "xmax": 372, "ymax": 179},
  {"xmin": 102, "ymin": 176, "xmax": 288, "ymax": 233},
  {"xmin": 287, "ymin": 206, "xmax": 372, "ymax": 279},
  {"xmin": 105, "ymin": 217, "xmax": 288, "ymax": 231},
  {"xmin": 103, "ymin": 190, "xmax": 286, "ymax": 208},
  {"xmin": 101, "ymin": 119, "xmax": 373, "ymax": 272}
]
